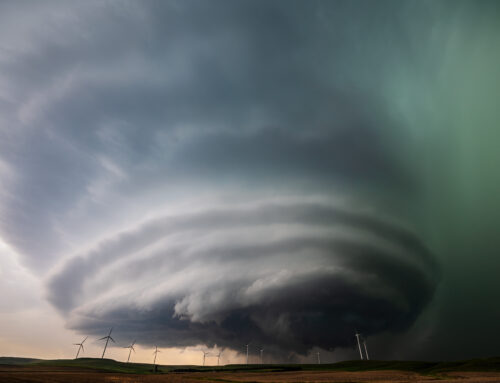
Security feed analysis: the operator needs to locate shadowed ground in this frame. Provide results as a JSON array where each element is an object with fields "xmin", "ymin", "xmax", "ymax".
[{"xmin": 1, "ymin": 357, "xmax": 500, "ymax": 382}]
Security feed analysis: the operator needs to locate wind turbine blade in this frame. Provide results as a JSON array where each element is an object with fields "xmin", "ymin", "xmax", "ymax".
[
  {"xmin": 82, "ymin": 336, "xmax": 88, "ymax": 344},
  {"xmin": 98, "ymin": 336, "xmax": 107, "ymax": 340},
  {"xmin": 109, "ymin": 337, "xmax": 115, "ymax": 343},
  {"xmin": 81, "ymin": 345, "xmax": 84, "ymax": 352}
]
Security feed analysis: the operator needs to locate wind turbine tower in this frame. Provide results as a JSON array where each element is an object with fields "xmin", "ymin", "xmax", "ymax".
[
  {"xmin": 99, "ymin": 328, "xmax": 115, "ymax": 359},
  {"xmin": 316, "ymin": 351, "xmax": 321, "ymax": 364},
  {"xmin": 259, "ymin": 348, "xmax": 264, "ymax": 364},
  {"xmin": 245, "ymin": 343, "xmax": 250, "ymax": 365},
  {"xmin": 216, "ymin": 351, "xmax": 223, "ymax": 366},
  {"xmin": 201, "ymin": 350, "xmax": 209, "ymax": 366},
  {"xmin": 73, "ymin": 337, "xmax": 87, "ymax": 359},
  {"xmin": 125, "ymin": 340, "xmax": 136, "ymax": 363},
  {"xmin": 363, "ymin": 339, "xmax": 370, "ymax": 360},
  {"xmin": 355, "ymin": 332, "xmax": 364, "ymax": 360},
  {"xmin": 153, "ymin": 346, "xmax": 161, "ymax": 366}
]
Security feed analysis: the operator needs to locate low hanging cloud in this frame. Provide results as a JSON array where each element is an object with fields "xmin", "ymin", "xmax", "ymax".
[{"xmin": 47, "ymin": 200, "xmax": 440, "ymax": 355}]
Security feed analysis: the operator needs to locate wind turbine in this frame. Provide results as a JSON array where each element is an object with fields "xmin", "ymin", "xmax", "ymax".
[
  {"xmin": 363, "ymin": 339, "xmax": 370, "ymax": 360},
  {"xmin": 244, "ymin": 342, "xmax": 251, "ymax": 365},
  {"xmin": 201, "ymin": 350, "xmax": 209, "ymax": 366},
  {"xmin": 73, "ymin": 336, "xmax": 87, "ymax": 359},
  {"xmin": 124, "ymin": 340, "xmax": 136, "ymax": 363},
  {"xmin": 216, "ymin": 350, "xmax": 223, "ymax": 366},
  {"xmin": 153, "ymin": 346, "xmax": 161, "ymax": 366},
  {"xmin": 316, "ymin": 351, "xmax": 321, "ymax": 364},
  {"xmin": 355, "ymin": 332, "xmax": 364, "ymax": 360},
  {"xmin": 99, "ymin": 328, "xmax": 115, "ymax": 359},
  {"xmin": 259, "ymin": 348, "xmax": 264, "ymax": 364}
]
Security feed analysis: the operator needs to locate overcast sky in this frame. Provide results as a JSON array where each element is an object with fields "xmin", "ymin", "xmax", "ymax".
[{"xmin": 1, "ymin": 0, "xmax": 500, "ymax": 364}]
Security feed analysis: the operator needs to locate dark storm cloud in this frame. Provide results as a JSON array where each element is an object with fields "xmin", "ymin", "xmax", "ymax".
[
  {"xmin": 48, "ymin": 201, "xmax": 440, "ymax": 354},
  {"xmin": 0, "ymin": 0, "xmax": 430, "ymax": 270},
  {"xmin": 170, "ymin": 126, "xmax": 413, "ymax": 191}
]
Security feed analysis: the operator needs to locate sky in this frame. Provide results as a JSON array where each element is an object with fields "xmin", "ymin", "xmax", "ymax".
[{"xmin": 1, "ymin": 0, "xmax": 500, "ymax": 364}]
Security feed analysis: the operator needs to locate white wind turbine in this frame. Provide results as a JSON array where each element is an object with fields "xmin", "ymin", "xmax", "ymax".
[
  {"xmin": 124, "ymin": 340, "xmax": 136, "ymax": 363},
  {"xmin": 259, "ymin": 348, "xmax": 264, "ymax": 364},
  {"xmin": 99, "ymin": 328, "xmax": 115, "ymax": 359},
  {"xmin": 73, "ymin": 336, "xmax": 87, "ymax": 359},
  {"xmin": 201, "ymin": 350, "xmax": 210, "ymax": 366},
  {"xmin": 216, "ymin": 350, "xmax": 223, "ymax": 366},
  {"xmin": 316, "ymin": 351, "xmax": 321, "ymax": 364},
  {"xmin": 244, "ymin": 342, "xmax": 251, "ymax": 365},
  {"xmin": 354, "ymin": 332, "xmax": 364, "ymax": 360},
  {"xmin": 363, "ymin": 339, "xmax": 370, "ymax": 360}
]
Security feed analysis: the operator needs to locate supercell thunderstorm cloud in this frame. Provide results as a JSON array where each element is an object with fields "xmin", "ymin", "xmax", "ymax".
[
  {"xmin": 48, "ymin": 201, "xmax": 439, "ymax": 354},
  {"xmin": 1, "ymin": 0, "xmax": 500, "ymax": 361}
]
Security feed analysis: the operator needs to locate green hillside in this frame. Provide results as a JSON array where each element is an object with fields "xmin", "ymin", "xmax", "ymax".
[
  {"xmin": 36, "ymin": 358, "xmax": 159, "ymax": 374},
  {"xmin": 169, "ymin": 358, "xmax": 500, "ymax": 374},
  {"xmin": 1, "ymin": 356, "xmax": 499, "ymax": 375},
  {"xmin": 0, "ymin": 357, "xmax": 40, "ymax": 365}
]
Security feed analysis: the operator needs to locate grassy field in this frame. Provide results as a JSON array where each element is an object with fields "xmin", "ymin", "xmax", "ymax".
[
  {"xmin": 1, "ymin": 357, "xmax": 500, "ymax": 382},
  {"xmin": 1, "ymin": 355, "xmax": 500, "ymax": 374}
]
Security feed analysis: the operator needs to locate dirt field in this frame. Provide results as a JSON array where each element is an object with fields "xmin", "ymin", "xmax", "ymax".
[{"xmin": 2, "ymin": 365, "xmax": 500, "ymax": 383}]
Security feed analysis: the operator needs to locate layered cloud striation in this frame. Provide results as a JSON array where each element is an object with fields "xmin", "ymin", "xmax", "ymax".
[{"xmin": 48, "ymin": 200, "xmax": 440, "ymax": 354}]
